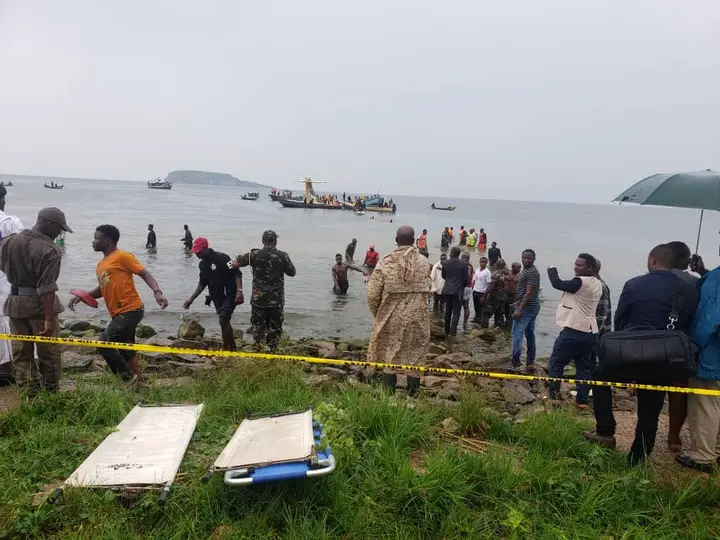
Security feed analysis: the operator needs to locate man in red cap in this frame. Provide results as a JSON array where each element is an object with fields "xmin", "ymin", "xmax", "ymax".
[
  {"xmin": 363, "ymin": 244, "xmax": 380, "ymax": 270},
  {"xmin": 184, "ymin": 237, "xmax": 244, "ymax": 350},
  {"xmin": 0, "ymin": 207, "xmax": 71, "ymax": 395}
]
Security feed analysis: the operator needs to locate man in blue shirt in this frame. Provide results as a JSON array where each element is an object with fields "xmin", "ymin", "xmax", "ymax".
[
  {"xmin": 584, "ymin": 244, "xmax": 697, "ymax": 465},
  {"xmin": 676, "ymin": 254, "xmax": 720, "ymax": 474}
]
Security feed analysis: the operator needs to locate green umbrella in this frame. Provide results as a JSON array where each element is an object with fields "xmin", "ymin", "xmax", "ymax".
[{"xmin": 613, "ymin": 169, "xmax": 720, "ymax": 252}]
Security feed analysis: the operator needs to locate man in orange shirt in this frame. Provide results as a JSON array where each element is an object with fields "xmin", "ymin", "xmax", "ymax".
[{"xmin": 69, "ymin": 225, "xmax": 168, "ymax": 384}]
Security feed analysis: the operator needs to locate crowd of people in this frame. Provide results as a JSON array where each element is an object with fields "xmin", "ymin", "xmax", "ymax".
[{"xmin": 2, "ymin": 196, "xmax": 720, "ymax": 475}]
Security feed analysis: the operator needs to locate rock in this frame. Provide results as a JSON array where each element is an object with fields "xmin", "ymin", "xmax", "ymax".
[
  {"xmin": 159, "ymin": 361, "xmax": 210, "ymax": 376},
  {"xmin": 177, "ymin": 320, "xmax": 205, "ymax": 340},
  {"xmin": 304, "ymin": 374, "xmax": 332, "ymax": 385},
  {"xmin": 430, "ymin": 325, "xmax": 446, "ymax": 339},
  {"xmin": 430, "ymin": 352, "xmax": 471, "ymax": 369},
  {"xmin": 233, "ymin": 328, "xmax": 244, "ymax": 339},
  {"xmin": 171, "ymin": 339, "xmax": 209, "ymax": 350},
  {"xmin": 501, "ymin": 380, "xmax": 537, "ymax": 405},
  {"xmin": 436, "ymin": 388, "xmax": 461, "ymax": 401},
  {"xmin": 441, "ymin": 417, "xmax": 460, "ymax": 433},
  {"xmin": 429, "ymin": 343, "xmax": 448, "ymax": 355},
  {"xmin": 312, "ymin": 341, "xmax": 337, "ymax": 358},
  {"xmin": 174, "ymin": 354, "xmax": 207, "ymax": 364},
  {"xmin": 143, "ymin": 335, "xmax": 175, "ymax": 348},
  {"xmin": 345, "ymin": 339, "xmax": 368, "ymax": 351},
  {"xmin": 135, "ymin": 324, "xmax": 156, "ymax": 339},
  {"xmin": 315, "ymin": 366, "xmax": 347, "ymax": 380},
  {"xmin": 82, "ymin": 329, "xmax": 98, "ymax": 338},
  {"xmin": 335, "ymin": 342, "xmax": 349, "ymax": 353},
  {"xmin": 422, "ymin": 375, "xmax": 459, "ymax": 389},
  {"xmin": 67, "ymin": 321, "xmax": 90, "ymax": 332},
  {"xmin": 61, "ymin": 351, "xmax": 95, "ymax": 372},
  {"xmin": 59, "ymin": 329, "xmax": 73, "ymax": 339},
  {"xmin": 200, "ymin": 338, "xmax": 225, "ymax": 350}
]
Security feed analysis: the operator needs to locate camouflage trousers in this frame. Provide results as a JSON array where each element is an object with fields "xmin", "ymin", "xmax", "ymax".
[
  {"xmin": 481, "ymin": 295, "xmax": 506, "ymax": 328},
  {"xmin": 251, "ymin": 305, "xmax": 284, "ymax": 352},
  {"xmin": 10, "ymin": 316, "xmax": 61, "ymax": 392}
]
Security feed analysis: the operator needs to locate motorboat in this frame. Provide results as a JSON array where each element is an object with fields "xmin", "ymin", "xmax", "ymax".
[
  {"xmin": 44, "ymin": 183, "xmax": 64, "ymax": 189},
  {"xmin": 241, "ymin": 192, "xmax": 259, "ymax": 201},
  {"xmin": 148, "ymin": 178, "xmax": 172, "ymax": 190},
  {"xmin": 431, "ymin": 204, "xmax": 455, "ymax": 211}
]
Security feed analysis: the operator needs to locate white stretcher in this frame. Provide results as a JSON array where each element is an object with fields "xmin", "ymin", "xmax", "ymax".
[
  {"xmin": 53, "ymin": 404, "xmax": 203, "ymax": 504},
  {"xmin": 204, "ymin": 410, "xmax": 335, "ymax": 486}
]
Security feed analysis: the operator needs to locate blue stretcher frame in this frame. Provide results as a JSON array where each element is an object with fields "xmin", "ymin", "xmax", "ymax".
[{"xmin": 222, "ymin": 421, "xmax": 336, "ymax": 486}]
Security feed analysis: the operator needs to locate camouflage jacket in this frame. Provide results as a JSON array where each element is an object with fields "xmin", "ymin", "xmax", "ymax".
[{"xmin": 236, "ymin": 247, "xmax": 296, "ymax": 307}]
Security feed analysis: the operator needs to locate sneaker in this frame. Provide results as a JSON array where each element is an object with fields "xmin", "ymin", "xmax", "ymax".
[
  {"xmin": 582, "ymin": 431, "xmax": 616, "ymax": 448},
  {"xmin": 675, "ymin": 453, "xmax": 715, "ymax": 474},
  {"xmin": 525, "ymin": 363, "xmax": 536, "ymax": 373}
]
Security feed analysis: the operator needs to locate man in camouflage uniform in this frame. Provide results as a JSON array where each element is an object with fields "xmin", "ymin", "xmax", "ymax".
[
  {"xmin": 481, "ymin": 259, "xmax": 508, "ymax": 328},
  {"xmin": 235, "ymin": 231, "xmax": 296, "ymax": 351}
]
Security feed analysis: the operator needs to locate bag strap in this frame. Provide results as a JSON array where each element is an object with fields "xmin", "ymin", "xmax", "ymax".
[{"xmin": 668, "ymin": 280, "xmax": 685, "ymax": 330}]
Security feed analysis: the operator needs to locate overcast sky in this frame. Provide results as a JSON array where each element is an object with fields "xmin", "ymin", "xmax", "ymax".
[{"xmin": 0, "ymin": 1, "xmax": 718, "ymax": 202}]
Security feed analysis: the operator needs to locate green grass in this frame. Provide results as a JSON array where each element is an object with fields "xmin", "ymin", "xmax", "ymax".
[{"xmin": 1, "ymin": 362, "xmax": 720, "ymax": 539}]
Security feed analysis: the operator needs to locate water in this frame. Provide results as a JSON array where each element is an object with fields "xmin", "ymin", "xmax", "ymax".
[{"xmin": 4, "ymin": 174, "xmax": 720, "ymax": 356}]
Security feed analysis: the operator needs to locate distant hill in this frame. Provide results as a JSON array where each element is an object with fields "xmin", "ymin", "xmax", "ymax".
[{"xmin": 166, "ymin": 170, "xmax": 267, "ymax": 188}]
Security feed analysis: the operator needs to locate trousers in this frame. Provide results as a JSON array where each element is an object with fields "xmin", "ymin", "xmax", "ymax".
[
  {"xmin": 472, "ymin": 291, "xmax": 484, "ymax": 321},
  {"xmin": 98, "ymin": 308, "xmax": 144, "ymax": 380},
  {"xmin": 443, "ymin": 293, "xmax": 463, "ymax": 336},
  {"xmin": 687, "ymin": 378, "xmax": 720, "ymax": 464},
  {"xmin": 10, "ymin": 316, "xmax": 61, "ymax": 391},
  {"xmin": 251, "ymin": 305, "xmax": 284, "ymax": 351},
  {"xmin": 547, "ymin": 328, "xmax": 597, "ymax": 404},
  {"xmin": 511, "ymin": 304, "xmax": 540, "ymax": 366}
]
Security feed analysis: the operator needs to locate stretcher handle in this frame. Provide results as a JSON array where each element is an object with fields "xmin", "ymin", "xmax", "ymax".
[
  {"xmin": 223, "ymin": 469, "xmax": 252, "ymax": 486},
  {"xmin": 158, "ymin": 485, "xmax": 171, "ymax": 506},
  {"xmin": 201, "ymin": 468, "xmax": 214, "ymax": 484},
  {"xmin": 306, "ymin": 455, "xmax": 336, "ymax": 477}
]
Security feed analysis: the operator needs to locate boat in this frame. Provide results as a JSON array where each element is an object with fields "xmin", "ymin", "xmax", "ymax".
[
  {"xmin": 148, "ymin": 177, "xmax": 172, "ymax": 190},
  {"xmin": 431, "ymin": 204, "xmax": 456, "ymax": 211},
  {"xmin": 342, "ymin": 201, "xmax": 396, "ymax": 214},
  {"xmin": 44, "ymin": 183, "xmax": 64, "ymax": 189},
  {"xmin": 275, "ymin": 177, "xmax": 344, "ymax": 210},
  {"xmin": 269, "ymin": 190, "xmax": 301, "ymax": 201},
  {"xmin": 0, "ymin": 181, "xmax": 13, "ymax": 187},
  {"xmin": 241, "ymin": 192, "xmax": 259, "ymax": 201}
]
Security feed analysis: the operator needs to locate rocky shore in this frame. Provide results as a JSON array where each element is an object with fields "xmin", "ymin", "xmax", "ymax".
[{"xmin": 56, "ymin": 317, "xmax": 638, "ymax": 418}]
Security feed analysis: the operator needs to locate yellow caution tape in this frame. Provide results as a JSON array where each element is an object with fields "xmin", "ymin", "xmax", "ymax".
[{"xmin": 0, "ymin": 333, "xmax": 718, "ymax": 396}]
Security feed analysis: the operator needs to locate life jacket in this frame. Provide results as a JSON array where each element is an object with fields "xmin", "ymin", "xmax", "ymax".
[{"xmin": 366, "ymin": 250, "xmax": 379, "ymax": 267}]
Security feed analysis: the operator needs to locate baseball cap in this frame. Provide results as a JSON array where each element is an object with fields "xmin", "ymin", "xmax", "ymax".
[
  {"xmin": 262, "ymin": 230, "xmax": 278, "ymax": 242},
  {"xmin": 191, "ymin": 237, "xmax": 209, "ymax": 253},
  {"xmin": 38, "ymin": 207, "xmax": 73, "ymax": 233}
]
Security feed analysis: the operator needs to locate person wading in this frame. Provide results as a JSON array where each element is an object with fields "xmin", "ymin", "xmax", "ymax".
[
  {"xmin": 416, "ymin": 229, "xmax": 429, "ymax": 257},
  {"xmin": 181, "ymin": 225, "xmax": 193, "ymax": 251},
  {"xmin": 363, "ymin": 245, "xmax": 380, "ymax": 270},
  {"xmin": 0, "ymin": 186, "xmax": 23, "ymax": 385},
  {"xmin": 146, "ymin": 224, "xmax": 157, "ymax": 249},
  {"xmin": 69, "ymin": 225, "xmax": 168, "ymax": 384},
  {"xmin": 185, "ymin": 238, "xmax": 244, "ymax": 350},
  {"xmin": 0, "ymin": 208, "xmax": 71, "ymax": 396},
  {"xmin": 442, "ymin": 247, "xmax": 469, "ymax": 337},
  {"xmin": 345, "ymin": 238, "xmax": 357, "ymax": 263},
  {"xmin": 235, "ymin": 231, "xmax": 296, "ymax": 351},
  {"xmin": 332, "ymin": 253, "xmax": 368, "ymax": 294},
  {"xmin": 367, "ymin": 226, "xmax": 431, "ymax": 396},
  {"xmin": 546, "ymin": 253, "xmax": 602, "ymax": 408}
]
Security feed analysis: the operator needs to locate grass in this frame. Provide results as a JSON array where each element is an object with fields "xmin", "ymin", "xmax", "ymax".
[{"xmin": 1, "ymin": 361, "xmax": 720, "ymax": 539}]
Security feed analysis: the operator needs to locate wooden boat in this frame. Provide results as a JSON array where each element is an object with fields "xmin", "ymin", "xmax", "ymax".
[
  {"xmin": 277, "ymin": 197, "xmax": 344, "ymax": 210},
  {"xmin": 269, "ymin": 190, "xmax": 301, "ymax": 201},
  {"xmin": 44, "ymin": 183, "xmax": 64, "ymax": 189},
  {"xmin": 241, "ymin": 192, "xmax": 259, "ymax": 201},
  {"xmin": 342, "ymin": 201, "xmax": 396, "ymax": 214},
  {"xmin": 148, "ymin": 178, "xmax": 172, "ymax": 190},
  {"xmin": 431, "ymin": 204, "xmax": 455, "ymax": 211},
  {"xmin": 0, "ymin": 181, "xmax": 13, "ymax": 187}
]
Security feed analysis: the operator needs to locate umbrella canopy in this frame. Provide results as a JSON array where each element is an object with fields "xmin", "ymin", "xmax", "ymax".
[{"xmin": 613, "ymin": 169, "xmax": 720, "ymax": 211}]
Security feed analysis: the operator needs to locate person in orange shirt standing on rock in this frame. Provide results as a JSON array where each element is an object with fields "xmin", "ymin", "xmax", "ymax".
[{"xmin": 69, "ymin": 224, "xmax": 168, "ymax": 384}]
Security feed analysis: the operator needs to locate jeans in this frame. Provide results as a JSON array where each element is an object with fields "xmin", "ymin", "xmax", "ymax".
[
  {"xmin": 547, "ymin": 328, "xmax": 597, "ymax": 404},
  {"xmin": 593, "ymin": 378, "xmax": 667, "ymax": 464},
  {"xmin": 98, "ymin": 308, "xmax": 144, "ymax": 380},
  {"xmin": 443, "ymin": 293, "xmax": 463, "ymax": 336},
  {"xmin": 511, "ymin": 304, "xmax": 540, "ymax": 366}
]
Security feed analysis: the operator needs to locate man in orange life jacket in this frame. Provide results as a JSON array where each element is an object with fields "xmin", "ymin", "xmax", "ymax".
[{"xmin": 364, "ymin": 245, "xmax": 380, "ymax": 269}]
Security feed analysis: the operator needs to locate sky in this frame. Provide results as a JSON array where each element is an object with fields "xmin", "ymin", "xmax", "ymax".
[{"xmin": 0, "ymin": 0, "xmax": 718, "ymax": 202}]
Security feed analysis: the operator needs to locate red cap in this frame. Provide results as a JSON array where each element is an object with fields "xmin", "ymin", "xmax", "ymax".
[{"xmin": 191, "ymin": 237, "xmax": 209, "ymax": 254}]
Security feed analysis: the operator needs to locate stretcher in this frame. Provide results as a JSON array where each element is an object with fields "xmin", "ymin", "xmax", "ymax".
[
  {"xmin": 52, "ymin": 404, "xmax": 203, "ymax": 505},
  {"xmin": 204, "ymin": 410, "xmax": 335, "ymax": 486}
]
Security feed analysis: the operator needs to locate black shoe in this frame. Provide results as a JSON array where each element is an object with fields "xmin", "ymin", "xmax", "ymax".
[
  {"xmin": 406, "ymin": 375, "xmax": 421, "ymax": 398},
  {"xmin": 675, "ymin": 453, "xmax": 715, "ymax": 474},
  {"xmin": 381, "ymin": 373, "xmax": 397, "ymax": 392},
  {"xmin": 582, "ymin": 431, "xmax": 617, "ymax": 448}
]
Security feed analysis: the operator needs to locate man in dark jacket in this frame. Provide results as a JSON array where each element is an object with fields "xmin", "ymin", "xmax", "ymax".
[
  {"xmin": 583, "ymin": 244, "xmax": 698, "ymax": 465},
  {"xmin": 441, "ymin": 247, "xmax": 468, "ymax": 336}
]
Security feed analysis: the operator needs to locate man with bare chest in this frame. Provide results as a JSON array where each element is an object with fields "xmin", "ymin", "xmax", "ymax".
[
  {"xmin": 505, "ymin": 262, "xmax": 521, "ymax": 325},
  {"xmin": 332, "ymin": 254, "xmax": 368, "ymax": 294}
]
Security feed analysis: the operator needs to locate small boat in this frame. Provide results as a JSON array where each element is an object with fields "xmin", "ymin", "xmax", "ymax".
[
  {"xmin": 431, "ymin": 204, "xmax": 455, "ymax": 211},
  {"xmin": 277, "ymin": 197, "xmax": 344, "ymax": 210},
  {"xmin": 148, "ymin": 178, "xmax": 172, "ymax": 190},
  {"xmin": 342, "ymin": 201, "xmax": 396, "ymax": 213},
  {"xmin": 0, "ymin": 181, "xmax": 13, "ymax": 187},
  {"xmin": 269, "ymin": 190, "xmax": 301, "ymax": 201},
  {"xmin": 44, "ymin": 183, "xmax": 64, "ymax": 189},
  {"xmin": 241, "ymin": 192, "xmax": 259, "ymax": 201}
]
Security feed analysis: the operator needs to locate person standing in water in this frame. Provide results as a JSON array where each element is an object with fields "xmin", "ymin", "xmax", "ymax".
[
  {"xmin": 364, "ymin": 245, "xmax": 380, "ymax": 269},
  {"xmin": 181, "ymin": 225, "xmax": 193, "ymax": 251},
  {"xmin": 146, "ymin": 224, "xmax": 157, "ymax": 249},
  {"xmin": 345, "ymin": 238, "xmax": 357, "ymax": 263},
  {"xmin": 69, "ymin": 225, "xmax": 169, "ymax": 384},
  {"xmin": 416, "ymin": 229, "xmax": 429, "ymax": 257},
  {"xmin": 441, "ymin": 227, "xmax": 451, "ymax": 250},
  {"xmin": 478, "ymin": 229, "xmax": 488, "ymax": 251},
  {"xmin": 459, "ymin": 226, "xmax": 468, "ymax": 247},
  {"xmin": 466, "ymin": 228, "xmax": 477, "ymax": 250},
  {"xmin": 332, "ymin": 253, "xmax": 368, "ymax": 294}
]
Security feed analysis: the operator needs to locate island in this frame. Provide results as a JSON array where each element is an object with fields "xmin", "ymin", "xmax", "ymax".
[{"xmin": 165, "ymin": 170, "xmax": 267, "ymax": 188}]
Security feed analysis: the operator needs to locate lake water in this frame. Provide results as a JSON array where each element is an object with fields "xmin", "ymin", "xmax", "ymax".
[{"xmin": 3, "ymin": 175, "xmax": 719, "ymax": 356}]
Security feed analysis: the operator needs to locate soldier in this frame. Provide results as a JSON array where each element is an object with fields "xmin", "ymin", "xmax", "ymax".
[
  {"xmin": 0, "ymin": 207, "xmax": 72, "ymax": 395},
  {"xmin": 234, "ymin": 230, "xmax": 296, "ymax": 351},
  {"xmin": 481, "ymin": 259, "xmax": 508, "ymax": 328}
]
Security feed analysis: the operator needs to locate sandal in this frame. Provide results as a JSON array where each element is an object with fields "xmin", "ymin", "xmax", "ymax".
[{"xmin": 675, "ymin": 453, "xmax": 715, "ymax": 474}]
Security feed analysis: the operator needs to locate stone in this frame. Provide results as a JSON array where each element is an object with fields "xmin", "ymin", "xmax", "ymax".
[
  {"xmin": 61, "ymin": 351, "xmax": 95, "ymax": 372},
  {"xmin": 315, "ymin": 366, "xmax": 347, "ymax": 380},
  {"xmin": 312, "ymin": 341, "xmax": 337, "ymax": 358},
  {"xmin": 161, "ymin": 361, "xmax": 210, "ymax": 376},
  {"xmin": 143, "ymin": 335, "xmax": 175, "ymax": 348},
  {"xmin": 177, "ymin": 320, "xmax": 205, "ymax": 340},
  {"xmin": 67, "ymin": 321, "xmax": 90, "ymax": 332},
  {"xmin": 233, "ymin": 328, "xmax": 244, "ymax": 339},
  {"xmin": 171, "ymin": 339, "xmax": 210, "ymax": 350},
  {"xmin": 436, "ymin": 388, "xmax": 461, "ymax": 401},
  {"xmin": 429, "ymin": 343, "xmax": 448, "ymax": 355},
  {"xmin": 422, "ymin": 375, "xmax": 459, "ymax": 389},
  {"xmin": 304, "ymin": 374, "xmax": 332, "ymax": 385},
  {"xmin": 82, "ymin": 329, "xmax": 98, "ymax": 338},
  {"xmin": 335, "ymin": 342, "xmax": 349, "ymax": 353},
  {"xmin": 441, "ymin": 417, "xmax": 460, "ymax": 433},
  {"xmin": 345, "ymin": 339, "xmax": 368, "ymax": 351},
  {"xmin": 501, "ymin": 380, "xmax": 537, "ymax": 405},
  {"xmin": 430, "ymin": 325, "xmax": 446, "ymax": 339},
  {"xmin": 174, "ymin": 354, "xmax": 207, "ymax": 364},
  {"xmin": 430, "ymin": 352, "xmax": 471, "ymax": 369},
  {"xmin": 59, "ymin": 330, "xmax": 73, "ymax": 339},
  {"xmin": 135, "ymin": 324, "xmax": 156, "ymax": 339}
]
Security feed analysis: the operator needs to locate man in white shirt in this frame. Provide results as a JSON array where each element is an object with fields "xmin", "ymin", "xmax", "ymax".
[
  {"xmin": 430, "ymin": 253, "xmax": 447, "ymax": 312},
  {"xmin": 472, "ymin": 256, "xmax": 491, "ymax": 323},
  {"xmin": 0, "ymin": 185, "xmax": 23, "ymax": 384}
]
